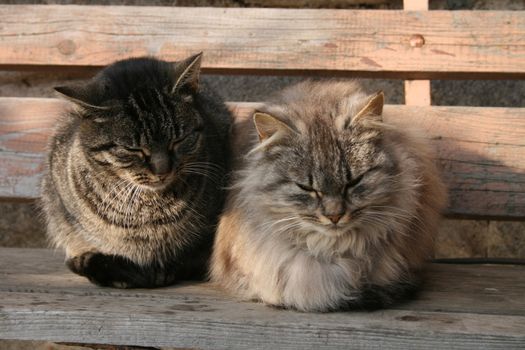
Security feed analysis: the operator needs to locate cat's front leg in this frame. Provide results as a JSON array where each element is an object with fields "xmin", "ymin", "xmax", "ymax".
[
  {"xmin": 66, "ymin": 252, "xmax": 172, "ymax": 288},
  {"xmin": 67, "ymin": 252, "xmax": 148, "ymax": 287},
  {"xmin": 66, "ymin": 250, "xmax": 210, "ymax": 288},
  {"xmin": 339, "ymin": 279, "xmax": 421, "ymax": 311}
]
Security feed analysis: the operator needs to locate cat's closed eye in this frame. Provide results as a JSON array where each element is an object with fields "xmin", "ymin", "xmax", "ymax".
[
  {"xmin": 172, "ymin": 130, "xmax": 202, "ymax": 153},
  {"xmin": 345, "ymin": 166, "xmax": 383, "ymax": 193},
  {"xmin": 295, "ymin": 182, "xmax": 315, "ymax": 192},
  {"xmin": 170, "ymin": 130, "xmax": 198, "ymax": 150},
  {"xmin": 295, "ymin": 182, "xmax": 323, "ymax": 198},
  {"xmin": 345, "ymin": 173, "xmax": 365, "ymax": 193},
  {"xmin": 114, "ymin": 145, "xmax": 148, "ymax": 160}
]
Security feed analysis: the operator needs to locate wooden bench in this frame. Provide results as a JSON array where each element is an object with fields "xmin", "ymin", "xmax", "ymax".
[{"xmin": 1, "ymin": 2, "xmax": 524, "ymax": 349}]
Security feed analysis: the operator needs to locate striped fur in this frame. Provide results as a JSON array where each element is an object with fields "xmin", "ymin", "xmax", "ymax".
[{"xmin": 41, "ymin": 55, "xmax": 231, "ymax": 288}]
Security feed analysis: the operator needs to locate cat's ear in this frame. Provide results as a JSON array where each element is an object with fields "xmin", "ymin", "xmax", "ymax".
[
  {"xmin": 351, "ymin": 91, "xmax": 384, "ymax": 125},
  {"xmin": 54, "ymin": 81, "xmax": 109, "ymax": 110},
  {"xmin": 171, "ymin": 52, "xmax": 203, "ymax": 93},
  {"xmin": 253, "ymin": 112, "xmax": 295, "ymax": 143}
]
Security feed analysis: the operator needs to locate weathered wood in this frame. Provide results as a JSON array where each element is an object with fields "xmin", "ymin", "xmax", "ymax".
[
  {"xmin": 0, "ymin": 6, "xmax": 524, "ymax": 79},
  {"xmin": 58, "ymin": 344, "xmax": 159, "ymax": 350},
  {"xmin": 1, "ymin": 97, "xmax": 524, "ymax": 219},
  {"xmin": 242, "ymin": 0, "xmax": 391, "ymax": 6},
  {"xmin": 0, "ymin": 248, "xmax": 524, "ymax": 349},
  {"xmin": 1, "ymin": 248, "xmax": 524, "ymax": 317},
  {"xmin": 403, "ymin": 0, "xmax": 428, "ymax": 11},
  {"xmin": 404, "ymin": 80, "xmax": 431, "ymax": 106},
  {"xmin": 0, "ymin": 98, "xmax": 68, "ymax": 200},
  {"xmin": 403, "ymin": 0, "xmax": 431, "ymax": 106}
]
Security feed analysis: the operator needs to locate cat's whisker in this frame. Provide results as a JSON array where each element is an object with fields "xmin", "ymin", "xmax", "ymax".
[
  {"xmin": 124, "ymin": 184, "xmax": 141, "ymax": 227},
  {"xmin": 179, "ymin": 164, "xmax": 223, "ymax": 183},
  {"xmin": 366, "ymin": 206, "xmax": 428, "ymax": 233},
  {"xmin": 103, "ymin": 180, "xmax": 132, "ymax": 222},
  {"xmin": 116, "ymin": 182, "xmax": 137, "ymax": 225},
  {"xmin": 181, "ymin": 164, "xmax": 223, "ymax": 175},
  {"xmin": 184, "ymin": 161, "xmax": 224, "ymax": 171},
  {"xmin": 269, "ymin": 224, "xmax": 302, "ymax": 237},
  {"xmin": 111, "ymin": 183, "xmax": 130, "ymax": 224},
  {"xmin": 97, "ymin": 179, "xmax": 128, "ymax": 215},
  {"xmin": 180, "ymin": 167, "xmax": 221, "ymax": 179},
  {"xmin": 258, "ymin": 216, "xmax": 298, "ymax": 231},
  {"xmin": 360, "ymin": 214, "xmax": 415, "ymax": 237},
  {"xmin": 357, "ymin": 217, "xmax": 392, "ymax": 233}
]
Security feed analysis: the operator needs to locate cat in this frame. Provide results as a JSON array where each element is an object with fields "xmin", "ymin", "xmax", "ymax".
[
  {"xmin": 210, "ymin": 80, "xmax": 446, "ymax": 311},
  {"xmin": 41, "ymin": 53, "xmax": 232, "ymax": 288}
]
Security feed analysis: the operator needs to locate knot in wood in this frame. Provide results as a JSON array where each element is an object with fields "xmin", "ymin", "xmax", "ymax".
[
  {"xmin": 409, "ymin": 34, "xmax": 425, "ymax": 48},
  {"xmin": 57, "ymin": 40, "xmax": 76, "ymax": 56}
]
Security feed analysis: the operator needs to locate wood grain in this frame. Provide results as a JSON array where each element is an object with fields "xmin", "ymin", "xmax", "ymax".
[
  {"xmin": 1, "ymin": 248, "xmax": 524, "ymax": 317},
  {"xmin": 403, "ymin": 1, "xmax": 431, "ymax": 106},
  {"xmin": 1, "ymin": 97, "xmax": 524, "ymax": 219},
  {"xmin": 0, "ymin": 6, "xmax": 524, "ymax": 78},
  {"xmin": 0, "ymin": 248, "xmax": 524, "ymax": 349}
]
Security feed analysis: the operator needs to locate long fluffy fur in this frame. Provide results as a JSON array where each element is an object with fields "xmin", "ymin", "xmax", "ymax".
[{"xmin": 211, "ymin": 80, "xmax": 446, "ymax": 311}]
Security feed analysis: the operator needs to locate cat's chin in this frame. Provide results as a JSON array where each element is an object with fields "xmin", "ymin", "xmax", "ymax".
[
  {"xmin": 305, "ymin": 222, "xmax": 351, "ymax": 238},
  {"xmin": 320, "ymin": 228, "xmax": 346, "ymax": 237},
  {"xmin": 137, "ymin": 181, "xmax": 173, "ymax": 192}
]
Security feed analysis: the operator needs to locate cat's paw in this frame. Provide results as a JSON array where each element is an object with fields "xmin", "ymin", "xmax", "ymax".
[
  {"xmin": 66, "ymin": 252, "xmax": 98, "ymax": 276},
  {"xmin": 348, "ymin": 281, "xmax": 420, "ymax": 311},
  {"xmin": 66, "ymin": 252, "xmax": 132, "ymax": 288}
]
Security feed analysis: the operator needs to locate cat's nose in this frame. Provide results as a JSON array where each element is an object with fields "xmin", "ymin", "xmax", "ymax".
[
  {"xmin": 322, "ymin": 198, "xmax": 345, "ymax": 224},
  {"xmin": 326, "ymin": 213, "xmax": 343, "ymax": 224},
  {"xmin": 150, "ymin": 153, "xmax": 172, "ymax": 175}
]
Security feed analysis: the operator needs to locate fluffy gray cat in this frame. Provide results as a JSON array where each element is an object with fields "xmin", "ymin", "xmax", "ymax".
[
  {"xmin": 211, "ymin": 80, "xmax": 446, "ymax": 311},
  {"xmin": 41, "ymin": 53, "xmax": 231, "ymax": 288}
]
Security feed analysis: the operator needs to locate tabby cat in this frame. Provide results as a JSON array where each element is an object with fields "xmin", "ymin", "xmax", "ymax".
[
  {"xmin": 41, "ymin": 53, "xmax": 231, "ymax": 288},
  {"xmin": 211, "ymin": 80, "xmax": 446, "ymax": 311}
]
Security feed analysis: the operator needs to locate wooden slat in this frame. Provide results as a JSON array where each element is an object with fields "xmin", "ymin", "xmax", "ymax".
[
  {"xmin": 403, "ymin": 0, "xmax": 428, "ymax": 11},
  {"xmin": 403, "ymin": 0, "xmax": 431, "ymax": 106},
  {"xmin": 0, "ymin": 248, "xmax": 524, "ymax": 349},
  {"xmin": 0, "ymin": 6, "xmax": 524, "ymax": 78},
  {"xmin": 1, "ymin": 97, "xmax": 524, "ymax": 219},
  {"xmin": 404, "ymin": 80, "xmax": 431, "ymax": 105}
]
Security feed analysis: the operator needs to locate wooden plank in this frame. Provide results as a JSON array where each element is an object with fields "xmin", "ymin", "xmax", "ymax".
[
  {"xmin": 0, "ymin": 6, "xmax": 524, "ymax": 79},
  {"xmin": 1, "ymin": 97, "xmax": 524, "ymax": 219},
  {"xmin": 0, "ymin": 248, "xmax": 524, "ymax": 349},
  {"xmin": 1, "ymin": 248, "xmax": 524, "ymax": 317},
  {"xmin": 403, "ymin": 0, "xmax": 431, "ymax": 106},
  {"xmin": 0, "ymin": 98, "xmax": 68, "ymax": 199}
]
